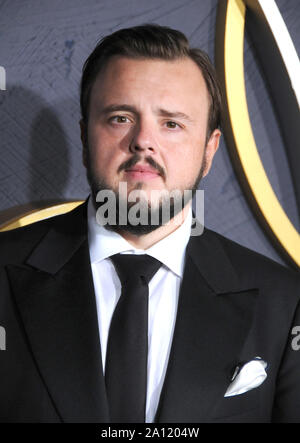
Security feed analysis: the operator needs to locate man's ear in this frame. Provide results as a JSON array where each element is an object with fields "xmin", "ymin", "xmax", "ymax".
[
  {"xmin": 79, "ymin": 119, "xmax": 88, "ymax": 168},
  {"xmin": 202, "ymin": 129, "xmax": 221, "ymax": 178}
]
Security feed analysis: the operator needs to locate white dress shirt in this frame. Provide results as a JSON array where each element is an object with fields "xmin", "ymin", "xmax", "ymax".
[{"xmin": 87, "ymin": 197, "xmax": 192, "ymax": 422}]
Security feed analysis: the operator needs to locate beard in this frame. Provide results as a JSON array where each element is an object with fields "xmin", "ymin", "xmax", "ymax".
[{"xmin": 85, "ymin": 150, "xmax": 206, "ymax": 236}]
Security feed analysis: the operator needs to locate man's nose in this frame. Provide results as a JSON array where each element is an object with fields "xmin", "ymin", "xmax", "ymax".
[{"xmin": 129, "ymin": 121, "xmax": 157, "ymax": 155}]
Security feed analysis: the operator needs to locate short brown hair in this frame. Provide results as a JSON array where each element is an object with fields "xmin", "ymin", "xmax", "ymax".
[{"xmin": 80, "ymin": 24, "xmax": 222, "ymax": 138}]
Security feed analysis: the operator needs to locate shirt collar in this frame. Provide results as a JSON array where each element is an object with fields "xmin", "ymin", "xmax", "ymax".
[{"xmin": 87, "ymin": 196, "xmax": 192, "ymax": 278}]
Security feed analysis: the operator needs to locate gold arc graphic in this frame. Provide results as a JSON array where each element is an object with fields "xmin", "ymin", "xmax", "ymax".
[
  {"xmin": 0, "ymin": 201, "xmax": 84, "ymax": 231},
  {"xmin": 219, "ymin": 0, "xmax": 300, "ymax": 268}
]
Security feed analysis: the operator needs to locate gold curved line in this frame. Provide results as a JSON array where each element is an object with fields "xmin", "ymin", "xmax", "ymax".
[
  {"xmin": 224, "ymin": 0, "xmax": 300, "ymax": 267},
  {"xmin": 0, "ymin": 201, "xmax": 84, "ymax": 232}
]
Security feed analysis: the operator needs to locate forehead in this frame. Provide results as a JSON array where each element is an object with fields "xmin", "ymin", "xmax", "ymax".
[{"xmin": 89, "ymin": 56, "xmax": 210, "ymax": 115}]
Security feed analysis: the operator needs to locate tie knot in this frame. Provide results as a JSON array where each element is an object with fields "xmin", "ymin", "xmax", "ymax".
[{"xmin": 110, "ymin": 253, "xmax": 162, "ymax": 285}]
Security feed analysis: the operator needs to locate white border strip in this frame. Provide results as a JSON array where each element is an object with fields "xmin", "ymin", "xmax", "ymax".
[{"xmin": 258, "ymin": 0, "xmax": 300, "ymax": 106}]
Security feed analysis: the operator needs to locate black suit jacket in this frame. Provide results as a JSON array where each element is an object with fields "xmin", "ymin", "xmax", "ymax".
[{"xmin": 0, "ymin": 201, "xmax": 300, "ymax": 423}]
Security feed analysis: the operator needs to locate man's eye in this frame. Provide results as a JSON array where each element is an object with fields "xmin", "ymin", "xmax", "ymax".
[
  {"xmin": 165, "ymin": 121, "xmax": 180, "ymax": 129},
  {"xmin": 110, "ymin": 115, "xmax": 130, "ymax": 123}
]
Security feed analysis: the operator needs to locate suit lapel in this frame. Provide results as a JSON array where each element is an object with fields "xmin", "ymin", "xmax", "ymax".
[
  {"xmin": 155, "ymin": 229, "xmax": 258, "ymax": 422},
  {"xmin": 6, "ymin": 202, "xmax": 109, "ymax": 423}
]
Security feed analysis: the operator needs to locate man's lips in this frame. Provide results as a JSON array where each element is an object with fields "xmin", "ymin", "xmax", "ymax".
[{"xmin": 124, "ymin": 165, "xmax": 161, "ymax": 180}]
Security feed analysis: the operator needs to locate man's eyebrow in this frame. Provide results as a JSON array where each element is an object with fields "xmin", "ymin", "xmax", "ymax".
[
  {"xmin": 156, "ymin": 108, "xmax": 194, "ymax": 123},
  {"xmin": 99, "ymin": 104, "xmax": 138, "ymax": 115}
]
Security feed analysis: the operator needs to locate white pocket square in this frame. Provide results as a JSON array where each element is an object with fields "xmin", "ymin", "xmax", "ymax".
[{"xmin": 224, "ymin": 357, "xmax": 267, "ymax": 397}]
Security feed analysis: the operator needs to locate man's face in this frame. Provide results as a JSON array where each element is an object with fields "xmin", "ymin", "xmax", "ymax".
[{"xmin": 81, "ymin": 56, "xmax": 220, "ymax": 232}]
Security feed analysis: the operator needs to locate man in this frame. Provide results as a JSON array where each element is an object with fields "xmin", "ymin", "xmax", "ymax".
[{"xmin": 0, "ymin": 24, "xmax": 300, "ymax": 423}]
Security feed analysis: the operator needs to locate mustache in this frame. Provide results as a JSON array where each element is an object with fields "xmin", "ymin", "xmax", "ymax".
[{"xmin": 117, "ymin": 153, "xmax": 166, "ymax": 180}]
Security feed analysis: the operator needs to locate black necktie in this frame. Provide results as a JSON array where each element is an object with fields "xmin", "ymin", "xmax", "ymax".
[{"xmin": 105, "ymin": 253, "xmax": 162, "ymax": 423}]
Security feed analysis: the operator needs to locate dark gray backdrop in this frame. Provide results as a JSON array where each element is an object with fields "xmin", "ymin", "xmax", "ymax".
[{"xmin": 0, "ymin": 0, "xmax": 299, "ymax": 269}]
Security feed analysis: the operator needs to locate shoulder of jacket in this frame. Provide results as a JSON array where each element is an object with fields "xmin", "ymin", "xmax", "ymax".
[{"xmin": 202, "ymin": 227, "xmax": 300, "ymax": 287}]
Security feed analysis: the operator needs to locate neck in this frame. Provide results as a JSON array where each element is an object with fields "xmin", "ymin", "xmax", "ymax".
[{"xmin": 116, "ymin": 203, "xmax": 191, "ymax": 250}]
